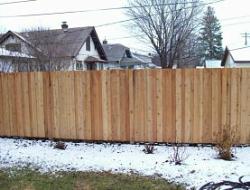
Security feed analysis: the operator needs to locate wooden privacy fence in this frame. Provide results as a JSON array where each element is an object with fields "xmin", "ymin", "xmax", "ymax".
[{"xmin": 0, "ymin": 69, "xmax": 250, "ymax": 144}]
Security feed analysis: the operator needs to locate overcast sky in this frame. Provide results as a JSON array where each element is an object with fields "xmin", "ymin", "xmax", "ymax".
[{"xmin": 0, "ymin": 0, "xmax": 249, "ymax": 54}]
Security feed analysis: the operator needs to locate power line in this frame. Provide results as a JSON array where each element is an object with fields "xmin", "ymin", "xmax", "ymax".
[
  {"xmin": 230, "ymin": 46, "xmax": 250, "ymax": 51},
  {"xmin": 107, "ymin": 34, "xmax": 145, "ymax": 41},
  {"xmin": 221, "ymin": 14, "xmax": 250, "ymax": 22},
  {"xmin": 95, "ymin": 0, "xmax": 225, "ymax": 28},
  {"xmin": 0, "ymin": 0, "xmax": 36, "ymax": 6},
  {"xmin": 0, "ymin": 0, "xmax": 224, "ymax": 39},
  {"xmin": 0, "ymin": 0, "xmax": 226, "ymax": 46},
  {"xmin": 222, "ymin": 20, "xmax": 250, "ymax": 28},
  {"xmin": 0, "ymin": 0, "xmax": 224, "ymax": 18}
]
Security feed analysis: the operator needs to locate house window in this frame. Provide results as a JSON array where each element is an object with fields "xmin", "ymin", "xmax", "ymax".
[
  {"xmin": 76, "ymin": 61, "xmax": 83, "ymax": 70},
  {"xmin": 5, "ymin": 43, "xmax": 21, "ymax": 52},
  {"xmin": 86, "ymin": 37, "xmax": 91, "ymax": 51}
]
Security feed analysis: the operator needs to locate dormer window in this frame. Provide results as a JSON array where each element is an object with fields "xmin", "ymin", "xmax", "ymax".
[
  {"xmin": 5, "ymin": 43, "xmax": 21, "ymax": 52},
  {"xmin": 86, "ymin": 37, "xmax": 91, "ymax": 51},
  {"xmin": 125, "ymin": 49, "xmax": 132, "ymax": 58}
]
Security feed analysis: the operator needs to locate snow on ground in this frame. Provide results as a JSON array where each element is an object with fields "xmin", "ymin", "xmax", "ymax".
[{"xmin": 0, "ymin": 138, "xmax": 250, "ymax": 189}]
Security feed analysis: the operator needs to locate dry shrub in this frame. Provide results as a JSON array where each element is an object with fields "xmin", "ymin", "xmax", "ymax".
[
  {"xmin": 169, "ymin": 143, "xmax": 188, "ymax": 165},
  {"xmin": 54, "ymin": 141, "xmax": 67, "ymax": 150},
  {"xmin": 215, "ymin": 128, "xmax": 236, "ymax": 161},
  {"xmin": 143, "ymin": 144, "xmax": 155, "ymax": 154}
]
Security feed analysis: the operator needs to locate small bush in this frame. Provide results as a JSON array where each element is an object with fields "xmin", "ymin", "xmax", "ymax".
[
  {"xmin": 215, "ymin": 129, "xmax": 236, "ymax": 161},
  {"xmin": 169, "ymin": 143, "xmax": 187, "ymax": 165},
  {"xmin": 54, "ymin": 142, "xmax": 67, "ymax": 150},
  {"xmin": 143, "ymin": 144, "xmax": 155, "ymax": 154}
]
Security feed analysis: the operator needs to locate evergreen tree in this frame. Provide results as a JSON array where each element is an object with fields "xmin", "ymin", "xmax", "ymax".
[{"xmin": 199, "ymin": 6, "xmax": 223, "ymax": 60}]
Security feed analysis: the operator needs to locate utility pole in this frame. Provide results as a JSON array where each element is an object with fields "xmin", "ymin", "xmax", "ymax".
[{"xmin": 241, "ymin": 32, "xmax": 250, "ymax": 46}]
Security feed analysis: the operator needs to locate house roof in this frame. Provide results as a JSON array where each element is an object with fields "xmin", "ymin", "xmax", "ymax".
[
  {"xmin": 85, "ymin": 56, "xmax": 107, "ymax": 64},
  {"xmin": 0, "ymin": 27, "xmax": 107, "ymax": 60},
  {"xmin": 120, "ymin": 57, "xmax": 144, "ymax": 64},
  {"xmin": 102, "ymin": 43, "xmax": 147, "ymax": 65},
  {"xmin": 132, "ymin": 52, "xmax": 152, "ymax": 64},
  {"xmin": 221, "ymin": 46, "xmax": 250, "ymax": 66},
  {"xmin": 102, "ymin": 44, "xmax": 129, "ymax": 62},
  {"xmin": 0, "ymin": 48, "xmax": 35, "ymax": 58}
]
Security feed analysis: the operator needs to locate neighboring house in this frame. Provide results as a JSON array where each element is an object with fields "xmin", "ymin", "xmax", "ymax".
[
  {"xmin": 221, "ymin": 46, "xmax": 250, "ymax": 68},
  {"xmin": 102, "ymin": 42, "xmax": 149, "ymax": 69},
  {"xmin": 0, "ymin": 47, "xmax": 35, "ymax": 72},
  {"xmin": 205, "ymin": 60, "xmax": 222, "ymax": 68},
  {"xmin": 195, "ymin": 60, "xmax": 222, "ymax": 69},
  {"xmin": 132, "ymin": 52, "xmax": 159, "ymax": 69},
  {"xmin": 0, "ymin": 22, "xmax": 107, "ymax": 72}
]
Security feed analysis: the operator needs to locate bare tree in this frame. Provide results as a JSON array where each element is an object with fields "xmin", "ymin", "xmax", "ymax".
[{"xmin": 127, "ymin": 0, "xmax": 202, "ymax": 68}]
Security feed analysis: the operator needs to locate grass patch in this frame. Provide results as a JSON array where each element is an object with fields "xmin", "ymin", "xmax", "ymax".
[{"xmin": 0, "ymin": 169, "xmax": 184, "ymax": 190}]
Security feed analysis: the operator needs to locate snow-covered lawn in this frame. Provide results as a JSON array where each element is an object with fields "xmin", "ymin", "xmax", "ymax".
[{"xmin": 0, "ymin": 138, "xmax": 250, "ymax": 189}]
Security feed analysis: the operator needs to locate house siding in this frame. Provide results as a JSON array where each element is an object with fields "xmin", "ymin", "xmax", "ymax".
[
  {"xmin": 75, "ymin": 36, "xmax": 101, "ymax": 70},
  {"xmin": 224, "ymin": 53, "xmax": 250, "ymax": 68}
]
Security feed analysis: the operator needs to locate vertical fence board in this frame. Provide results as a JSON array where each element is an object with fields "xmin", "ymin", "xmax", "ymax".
[
  {"xmin": 68, "ymin": 72, "xmax": 76, "ymax": 139},
  {"xmin": 110, "ymin": 70, "xmax": 120, "ymax": 141},
  {"xmin": 36, "ymin": 72, "xmax": 45, "ymax": 138},
  {"xmin": 51, "ymin": 73, "xmax": 59, "ymax": 139},
  {"xmin": 156, "ymin": 70, "xmax": 163, "ymax": 142},
  {"xmin": 211, "ymin": 69, "xmax": 222, "ymax": 143},
  {"xmin": 245, "ymin": 70, "xmax": 250, "ymax": 142},
  {"xmin": 91, "ymin": 71, "xmax": 103, "ymax": 140},
  {"xmin": 171, "ymin": 70, "xmax": 176, "ymax": 143},
  {"xmin": 0, "ymin": 74, "xmax": 3, "ymax": 135},
  {"xmin": 9, "ymin": 74, "xmax": 17, "ymax": 136},
  {"xmin": 162, "ymin": 70, "xmax": 175, "ymax": 142},
  {"xmin": 21, "ymin": 73, "xmax": 31, "ymax": 137},
  {"xmin": 15, "ymin": 73, "xmax": 24, "ymax": 137},
  {"xmin": 146, "ymin": 70, "xmax": 153, "ymax": 142},
  {"xmin": 184, "ymin": 69, "xmax": 193, "ymax": 143},
  {"xmin": 43, "ymin": 72, "xmax": 52, "ymax": 138},
  {"xmin": 119, "ymin": 70, "xmax": 130, "ymax": 141},
  {"xmin": 202, "ymin": 70, "xmax": 212, "ymax": 143},
  {"xmin": 28, "ymin": 72, "xmax": 38, "ymax": 137},
  {"xmin": 193, "ymin": 70, "xmax": 203, "ymax": 143},
  {"xmin": 74, "ymin": 72, "xmax": 85, "ymax": 139},
  {"xmin": 128, "ymin": 70, "xmax": 134, "ymax": 142},
  {"xmin": 1, "ymin": 74, "xmax": 10, "ymax": 136},
  {"xmin": 175, "ymin": 70, "xmax": 182, "ymax": 142},
  {"xmin": 230, "ymin": 69, "xmax": 239, "ymax": 142},
  {"xmin": 85, "ymin": 72, "xmax": 92, "ymax": 140},
  {"xmin": 236, "ymin": 69, "xmax": 242, "ymax": 143}
]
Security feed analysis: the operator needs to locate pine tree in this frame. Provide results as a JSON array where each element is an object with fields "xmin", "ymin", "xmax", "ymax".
[{"xmin": 199, "ymin": 6, "xmax": 223, "ymax": 60}]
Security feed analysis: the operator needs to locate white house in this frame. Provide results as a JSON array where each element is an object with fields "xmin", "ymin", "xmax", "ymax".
[
  {"xmin": 221, "ymin": 46, "xmax": 250, "ymax": 68},
  {"xmin": 102, "ymin": 42, "xmax": 150, "ymax": 69},
  {"xmin": 0, "ymin": 22, "xmax": 107, "ymax": 72}
]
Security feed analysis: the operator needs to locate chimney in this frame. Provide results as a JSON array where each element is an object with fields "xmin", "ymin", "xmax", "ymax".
[
  {"xmin": 61, "ymin": 21, "xmax": 68, "ymax": 32},
  {"xmin": 103, "ymin": 39, "xmax": 108, "ymax": 45}
]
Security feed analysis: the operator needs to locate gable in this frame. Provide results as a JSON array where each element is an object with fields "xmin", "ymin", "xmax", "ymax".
[
  {"xmin": 0, "ymin": 33, "xmax": 32, "ymax": 55},
  {"xmin": 76, "ymin": 36, "xmax": 99, "ymax": 61}
]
